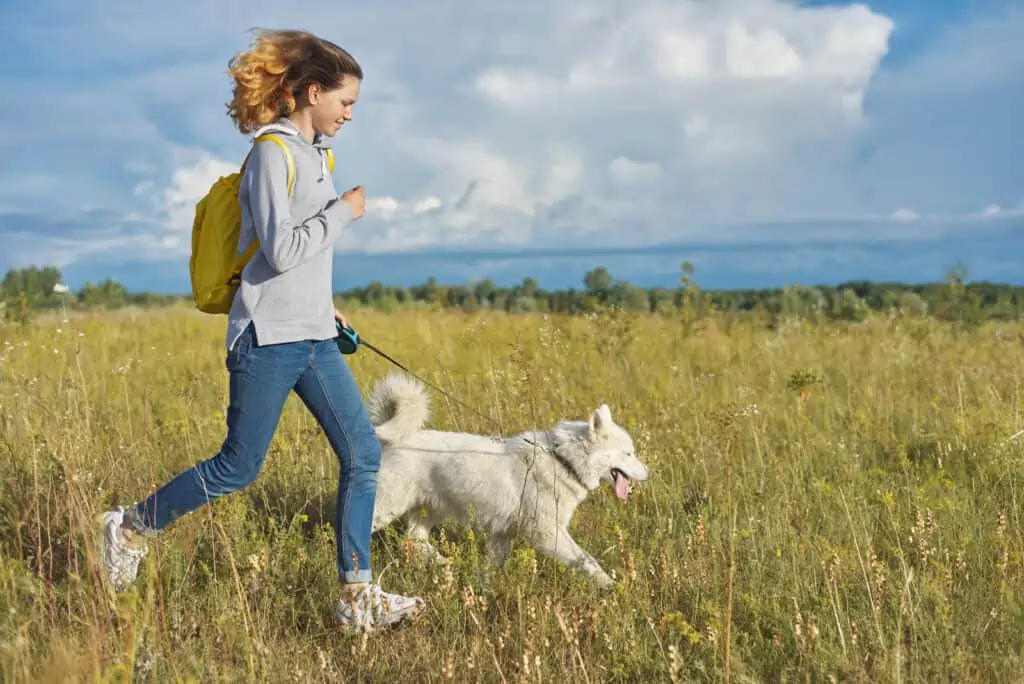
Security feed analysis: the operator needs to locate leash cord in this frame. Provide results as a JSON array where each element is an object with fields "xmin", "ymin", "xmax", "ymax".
[
  {"xmin": 359, "ymin": 337, "xmax": 506, "ymax": 433},
  {"xmin": 357, "ymin": 334, "xmax": 589, "ymax": 489}
]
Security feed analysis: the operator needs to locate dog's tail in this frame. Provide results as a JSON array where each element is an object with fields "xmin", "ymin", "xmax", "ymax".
[{"xmin": 366, "ymin": 371, "xmax": 431, "ymax": 444}]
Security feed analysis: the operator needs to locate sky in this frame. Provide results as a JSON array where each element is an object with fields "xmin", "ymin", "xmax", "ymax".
[{"xmin": 1, "ymin": 0, "xmax": 1022, "ymax": 293}]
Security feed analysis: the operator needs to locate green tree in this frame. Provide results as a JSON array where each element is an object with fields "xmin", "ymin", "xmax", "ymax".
[
  {"xmin": 679, "ymin": 259, "xmax": 711, "ymax": 333},
  {"xmin": 2, "ymin": 265, "xmax": 64, "ymax": 323},
  {"xmin": 897, "ymin": 291, "xmax": 928, "ymax": 317},
  {"xmin": 829, "ymin": 288, "xmax": 870, "ymax": 322},
  {"xmin": 583, "ymin": 267, "xmax": 612, "ymax": 297},
  {"xmin": 519, "ymin": 277, "xmax": 539, "ymax": 299},
  {"xmin": 779, "ymin": 284, "xmax": 826, "ymax": 321},
  {"xmin": 2, "ymin": 265, "xmax": 63, "ymax": 305},
  {"xmin": 79, "ymin": 279, "xmax": 127, "ymax": 309},
  {"xmin": 365, "ymin": 281, "xmax": 386, "ymax": 304},
  {"xmin": 473, "ymin": 279, "xmax": 496, "ymax": 307},
  {"xmin": 934, "ymin": 265, "xmax": 983, "ymax": 327}
]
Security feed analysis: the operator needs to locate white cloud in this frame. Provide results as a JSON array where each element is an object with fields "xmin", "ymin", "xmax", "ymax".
[
  {"xmin": 369, "ymin": 196, "xmax": 401, "ymax": 220},
  {"xmin": 162, "ymin": 155, "xmax": 239, "ymax": 235},
  {"xmin": 725, "ymin": 22, "xmax": 804, "ymax": 78},
  {"xmin": 968, "ymin": 203, "xmax": 1024, "ymax": 220},
  {"xmin": 1, "ymin": 0, "xmax": 898, "ymax": 256},
  {"xmin": 652, "ymin": 30, "xmax": 711, "ymax": 81},
  {"xmin": 372, "ymin": 0, "xmax": 897, "ymax": 245},
  {"xmin": 474, "ymin": 70, "xmax": 562, "ymax": 107},
  {"xmin": 891, "ymin": 208, "xmax": 920, "ymax": 221},
  {"xmin": 1, "ymin": 0, "xmax": 1021, "ymax": 282},
  {"xmin": 413, "ymin": 196, "xmax": 443, "ymax": 214}
]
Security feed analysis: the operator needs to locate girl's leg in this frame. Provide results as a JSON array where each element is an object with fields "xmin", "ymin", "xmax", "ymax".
[
  {"xmin": 293, "ymin": 339, "xmax": 381, "ymax": 583},
  {"xmin": 100, "ymin": 325, "xmax": 302, "ymax": 591},
  {"xmin": 128, "ymin": 324, "xmax": 300, "ymax": 532},
  {"xmin": 294, "ymin": 338, "xmax": 423, "ymax": 632}
]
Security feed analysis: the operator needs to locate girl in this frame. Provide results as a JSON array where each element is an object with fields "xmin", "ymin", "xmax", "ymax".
[{"xmin": 99, "ymin": 29, "xmax": 424, "ymax": 634}]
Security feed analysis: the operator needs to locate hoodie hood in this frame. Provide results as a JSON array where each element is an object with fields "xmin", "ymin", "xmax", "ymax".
[{"xmin": 251, "ymin": 117, "xmax": 332, "ymax": 180}]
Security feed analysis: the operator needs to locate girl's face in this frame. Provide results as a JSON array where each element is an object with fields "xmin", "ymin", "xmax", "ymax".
[{"xmin": 309, "ymin": 76, "xmax": 361, "ymax": 138}]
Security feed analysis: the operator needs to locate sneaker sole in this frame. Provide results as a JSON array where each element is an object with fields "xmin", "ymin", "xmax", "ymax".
[
  {"xmin": 335, "ymin": 598, "xmax": 426, "ymax": 635},
  {"xmin": 95, "ymin": 511, "xmax": 146, "ymax": 594}
]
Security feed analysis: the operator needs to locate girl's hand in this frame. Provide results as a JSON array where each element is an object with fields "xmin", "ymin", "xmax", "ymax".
[
  {"xmin": 334, "ymin": 308, "xmax": 349, "ymax": 329},
  {"xmin": 341, "ymin": 186, "xmax": 365, "ymax": 219}
]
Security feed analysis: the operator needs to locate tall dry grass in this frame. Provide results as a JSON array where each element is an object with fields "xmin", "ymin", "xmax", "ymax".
[{"xmin": 1, "ymin": 302, "xmax": 1023, "ymax": 682}]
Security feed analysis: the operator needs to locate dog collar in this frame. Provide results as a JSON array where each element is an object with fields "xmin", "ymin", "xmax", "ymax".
[
  {"xmin": 546, "ymin": 435, "xmax": 589, "ymax": 491},
  {"xmin": 522, "ymin": 433, "xmax": 588, "ymax": 490}
]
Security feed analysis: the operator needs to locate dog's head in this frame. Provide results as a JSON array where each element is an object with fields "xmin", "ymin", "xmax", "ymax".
[{"xmin": 579, "ymin": 404, "xmax": 649, "ymax": 502}]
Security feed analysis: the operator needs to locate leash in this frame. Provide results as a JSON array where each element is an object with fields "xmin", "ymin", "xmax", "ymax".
[
  {"xmin": 337, "ymin": 321, "xmax": 507, "ymax": 432},
  {"xmin": 335, "ymin": 321, "xmax": 589, "ymax": 489}
]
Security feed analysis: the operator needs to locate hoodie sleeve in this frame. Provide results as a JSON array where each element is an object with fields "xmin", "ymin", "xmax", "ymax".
[{"xmin": 241, "ymin": 138, "xmax": 354, "ymax": 274}]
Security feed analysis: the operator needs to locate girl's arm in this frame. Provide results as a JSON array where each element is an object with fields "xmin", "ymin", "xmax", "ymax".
[{"xmin": 242, "ymin": 140, "xmax": 353, "ymax": 273}]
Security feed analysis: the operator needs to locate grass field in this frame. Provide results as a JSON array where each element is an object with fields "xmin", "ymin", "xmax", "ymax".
[{"xmin": 1, "ymin": 303, "xmax": 1023, "ymax": 682}]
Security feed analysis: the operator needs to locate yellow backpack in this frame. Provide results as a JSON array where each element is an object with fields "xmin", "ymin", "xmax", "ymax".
[{"xmin": 188, "ymin": 133, "xmax": 335, "ymax": 314}]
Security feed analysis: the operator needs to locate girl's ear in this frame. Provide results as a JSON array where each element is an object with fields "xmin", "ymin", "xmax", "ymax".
[{"xmin": 306, "ymin": 83, "xmax": 320, "ymax": 105}]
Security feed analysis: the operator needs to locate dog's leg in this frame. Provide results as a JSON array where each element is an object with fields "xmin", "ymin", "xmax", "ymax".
[
  {"xmin": 406, "ymin": 519, "xmax": 447, "ymax": 564},
  {"xmin": 371, "ymin": 489, "xmax": 407, "ymax": 534},
  {"xmin": 536, "ymin": 530, "xmax": 614, "ymax": 587},
  {"xmin": 372, "ymin": 507, "xmax": 400, "ymax": 534}
]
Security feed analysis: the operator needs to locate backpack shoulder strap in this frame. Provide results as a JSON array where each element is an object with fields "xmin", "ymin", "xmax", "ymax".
[
  {"xmin": 253, "ymin": 133, "xmax": 296, "ymax": 196},
  {"xmin": 232, "ymin": 133, "xmax": 294, "ymax": 275}
]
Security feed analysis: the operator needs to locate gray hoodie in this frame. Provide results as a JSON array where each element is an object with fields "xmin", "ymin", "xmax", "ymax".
[{"xmin": 226, "ymin": 117, "xmax": 355, "ymax": 351}]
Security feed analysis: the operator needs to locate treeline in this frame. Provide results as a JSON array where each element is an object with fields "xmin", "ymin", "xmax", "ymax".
[
  {"xmin": 0, "ymin": 266, "xmax": 179, "ymax": 324},
  {"xmin": 2, "ymin": 262, "xmax": 1022, "ymax": 326},
  {"xmin": 334, "ymin": 264, "xmax": 1022, "ymax": 326}
]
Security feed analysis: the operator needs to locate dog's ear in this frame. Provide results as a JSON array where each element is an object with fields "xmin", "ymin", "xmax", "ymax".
[{"xmin": 589, "ymin": 404, "xmax": 613, "ymax": 435}]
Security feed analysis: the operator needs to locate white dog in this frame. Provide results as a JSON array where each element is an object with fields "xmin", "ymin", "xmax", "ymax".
[{"xmin": 366, "ymin": 372, "xmax": 650, "ymax": 587}]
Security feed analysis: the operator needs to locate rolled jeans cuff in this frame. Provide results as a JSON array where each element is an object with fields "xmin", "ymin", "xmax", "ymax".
[{"xmin": 342, "ymin": 569, "xmax": 373, "ymax": 584}]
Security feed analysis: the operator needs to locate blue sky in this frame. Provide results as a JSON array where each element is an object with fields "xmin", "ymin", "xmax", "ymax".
[{"xmin": 1, "ymin": 0, "xmax": 1022, "ymax": 293}]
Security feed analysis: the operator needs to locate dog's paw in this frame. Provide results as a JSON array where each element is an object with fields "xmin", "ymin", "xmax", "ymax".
[{"xmin": 409, "ymin": 540, "xmax": 449, "ymax": 565}]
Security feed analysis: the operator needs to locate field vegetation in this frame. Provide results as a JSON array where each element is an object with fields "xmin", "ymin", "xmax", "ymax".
[{"xmin": 2, "ymin": 265, "xmax": 1023, "ymax": 681}]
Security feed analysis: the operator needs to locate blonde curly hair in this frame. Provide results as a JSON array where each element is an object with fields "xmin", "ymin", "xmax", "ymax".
[{"xmin": 226, "ymin": 29, "xmax": 363, "ymax": 135}]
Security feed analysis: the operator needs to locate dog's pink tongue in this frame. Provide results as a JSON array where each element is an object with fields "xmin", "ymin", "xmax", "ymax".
[{"xmin": 614, "ymin": 473, "xmax": 630, "ymax": 502}]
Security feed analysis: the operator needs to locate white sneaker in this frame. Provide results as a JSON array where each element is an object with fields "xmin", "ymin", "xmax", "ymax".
[
  {"xmin": 98, "ymin": 507, "xmax": 148, "ymax": 591},
  {"xmin": 334, "ymin": 584, "xmax": 425, "ymax": 634}
]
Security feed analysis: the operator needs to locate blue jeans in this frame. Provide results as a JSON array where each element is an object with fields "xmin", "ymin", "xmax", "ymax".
[{"xmin": 126, "ymin": 323, "xmax": 380, "ymax": 584}]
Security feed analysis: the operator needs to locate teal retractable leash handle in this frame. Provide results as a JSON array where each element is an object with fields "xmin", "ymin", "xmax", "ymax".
[{"xmin": 335, "ymin": 319, "xmax": 361, "ymax": 355}]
